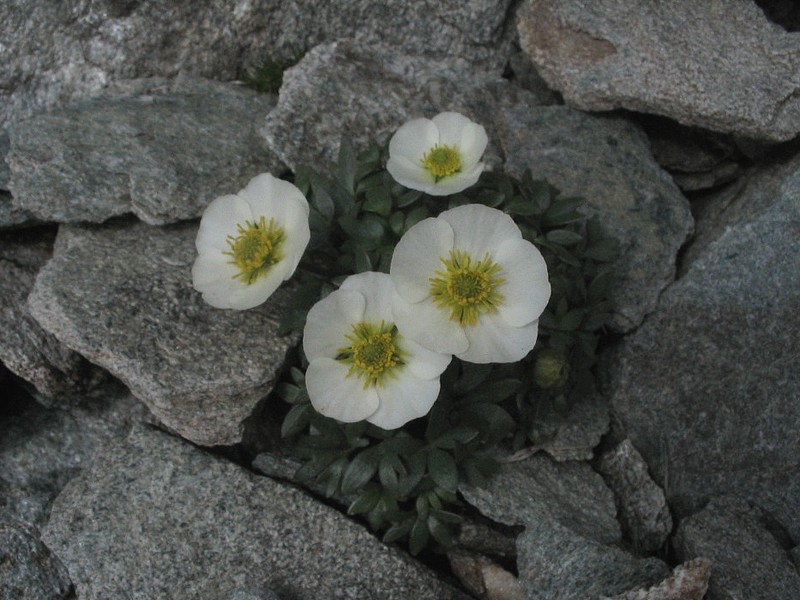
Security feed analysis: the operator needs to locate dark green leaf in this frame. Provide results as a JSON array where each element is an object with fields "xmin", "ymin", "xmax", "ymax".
[
  {"xmin": 389, "ymin": 212, "xmax": 405, "ymax": 236},
  {"xmin": 323, "ymin": 457, "xmax": 349, "ymax": 497},
  {"xmin": 382, "ymin": 518, "xmax": 414, "ymax": 544},
  {"xmin": 398, "ymin": 451, "xmax": 427, "ymax": 498},
  {"xmin": 354, "ymin": 248, "xmax": 372, "ymax": 273},
  {"xmin": 378, "ymin": 454, "xmax": 401, "ymax": 494},
  {"xmin": 431, "ymin": 426, "xmax": 479, "ymax": 449},
  {"xmin": 584, "ymin": 239, "xmax": 619, "ymax": 262},
  {"xmin": 587, "ymin": 270, "xmax": 615, "ymax": 302},
  {"xmin": 281, "ymin": 403, "xmax": 311, "ymax": 437},
  {"xmin": 558, "ymin": 308, "xmax": 585, "ymax": 331},
  {"xmin": 505, "ymin": 196, "xmax": 537, "ymax": 216},
  {"xmin": 464, "ymin": 378, "xmax": 521, "ymax": 404},
  {"xmin": 427, "ymin": 448, "xmax": 458, "ymax": 493},
  {"xmin": 427, "ymin": 516, "xmax": 455, "ymax": 547},
  {"xmin": 546, "ymin": 229, "xmax": 584, "ymax": 246},
  {"xmin": 340, "ymin": 448, "xmax": 381, "ymax": 494},
  {"xmin": 409, "ymin": 518, "xmax": 429, "ymax": 555},
  {"xmin": 403, "ymin": 206, "xmax": 429, "ymax": 232},
  {"xmin": 430, "ymin": 509, "xmax": 462, "ymax": 525},
  {"xmin": 363, "ymin": 186, "xmax": 392, "ymax": 216},
  {"xmin": 396, "ymin": 189, "xmax": 423, "ymax": 208},
  {"xmin": 336, "ymin": 138, "xmax": 357, "ymax": 195},
  {"xmin": 348, "ymin": 483, "xmax": 381, "ymax": 515},
  {"xmin": 452, "ymin": 362, "xmax": 493, "ymax": 394}
]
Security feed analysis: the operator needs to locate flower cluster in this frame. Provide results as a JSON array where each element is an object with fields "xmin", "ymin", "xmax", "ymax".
[{"xmin": 192, "ymin": 112, "xmax": 550, "ymax": 430}]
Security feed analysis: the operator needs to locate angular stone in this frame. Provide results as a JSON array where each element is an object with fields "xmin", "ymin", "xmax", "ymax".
[
  {"xmin": 448, "ymin": 550, "xmax": 524, "ymax": 600},
  {"xmin": 0, "ymin": 131, "xmax": 10, "ymax": 190},
  {"xmin": 516, "ymin": 518, "xmax": 669, "ymax": 600},
  {"xmin": 8, "ymin": 77, "xmax": 282, "ymax": 225},
  {"xmin": 460, "ymin": 454, "xmax": 621, "ymax": 545},
  {"xmin": 517, "ymin": 0, "xmax": 800, "ymax": 142},
  {"xmin": 601, "ymin": 558, "xmax": 711, "ymax": 600},
  {"xmin": 0, "ymin": 228, "xmax": 109, "ymax": 401},
  {"xmin": 27, "ymin": 220, "xmax": 298, "ymax": 446},
  {"xmin": 597, "ymin": 439, "xmax": 672, "ymax": 555},
  {"xmin": 535, "ymin": 393, "xmax": 610, "ymax": 461},
  {"xmin": 674, "ymin": 497, "xmax": 800, "ymax": 600},
  {"xmin": 0, "ymin": 515, "xmax": 73, "ymax": 600},
  {"xmin": 262, "ymin": 39, "xmax": 538, "ymax": 171},
  {"xmin": 496, "ymin": 105, "xmax": 693, "ymax": 332},
  {"xmin": 606, "ymin": 154, "xmax": 800, "ymax": 537},
  {"xmin": 43, "ymin": 425, "xmax": 468, "ymax": 600},
  {"xmin": 0, "ymin": 387, "xmax": 149, "ymax": 526},
  {"xmin": 1, "ymin": 0, "xmax": 512, "ymax": 129},
  {"xmin": 0, "ymin": 191, "xmax": 40, "ymax": 230}
]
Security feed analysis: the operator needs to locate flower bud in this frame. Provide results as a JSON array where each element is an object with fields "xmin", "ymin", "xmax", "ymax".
[{"xmin": 533, "ymin": 349, "xmax": 570, "ymax": 389}]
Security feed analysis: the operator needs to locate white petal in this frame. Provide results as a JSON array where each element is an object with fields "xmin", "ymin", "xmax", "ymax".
[
  {"xmin": 368, "ymin": 373, "xmax": 441, "ymax": 430},
  {"xmin": 459, "ymin": 314, "xmax": 539, "ymax": 364},
  {"xmin": 495, "ymin": 238, "xmax": 551, "ymax": 327},
  {"xmin": 280, "ymin": 199, "xmax": 311, "ymax": 276},
  {"xmin": 303, "ymin": 289, "xmax": 366, "ymax": 361},
  {"xmin": 227, "ymin": 263, "xmax": 290, "ymax": 310},
  {"xmin": 192, "ymin": 253, "xmax": 236, "ymax": 287},
  {"xmin": 403, "ymin": 337, "xmax": 452, "ymax": 380},
  {"xmin": 195, "ymin": 194, "xmax": 253, "ymax": 253},
  {"xmin": 339, "ymin": 272, "xmax": 395, "ymax": 324},
  {"xmin": 389, "ymin": 118, "xmax": 439, "ymax": 162},
  {"xmin": 392, "ymin": 295, "xmax": 468, "ymax": 355},
  {"xmin": 431, "ymin": 112, "xmax": 475, "ymax": 147},
  {"xmin": 426, "ymin": 167, "xmax": 482, "ymax": 196},
  {"xmin": 386, "ymin": 154, "xmax": 436, "ymax": 193},
  {"xmin": 439, "ymin": 204, "xmax": 521, "ymax": 259},
  {"xmin": 306, "ymin": 358, "xmax": 379, "ymax": 423},
  {"xmin": 457, "ymin": 123, "xmax": 489, "ymax": 169},
  {"xmin": 390, "ymin": 217, "xmax": 454, "ymax": 303}
]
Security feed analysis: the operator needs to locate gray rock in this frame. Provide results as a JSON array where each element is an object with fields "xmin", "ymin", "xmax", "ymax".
[
  {"xmin": 0, "ymin": 0, "xmax": 513, "ymax": 129},
  {"xmin": 28, "ymin": 220, "xmax": 299, "ymax": 447},
  {"xmin": 0, "ymin": 387, "xmax": 149, "ymax": 526},
  {"xmin": 597, "ymin": 439, "xmax": 672, "ymax": 555},
  {"xmin": 448, "ymin": 550, "xmax": 524, "ymax": 600},
  {"xmin": 42, "ymin": 425, "xmax": 467, "ymax": 600},
  {"xmin": 792, "ymin": 545, "xmax": 800, "ymax": 570},
  {"xmin": 0, "ymin": 191, "xmax": 40, "ymax": 230},
  {"xmin": 496, "ymin": 105, "xmax": 693, "ymax": 332},
  {"xmin": 517, "ymin": 0, "xmax": 800, "ymax": 142},
  {"xmin": 460, "ymin": 454, "xmax": 621, "ymax": 545},
  {"xmin": 674, "ymin": 496, "xmax": 800, "ymax": 600},
  {"xmin": 0, "ymin": 515, "xmax": 73, "ymax": 600},
  {"xmin": 606, "ymin": 154, "xmax": 800, "ymax": 537},
  {"xmin": 516, "ymin": 518, "xmax": 669, "ymax": 600},
  {"xmin": 601, "ymin": 558, "xmax": 711, "ymax": 600},
  {"xmin": 0, "ymin": 228, "xmax": 109, "ymax": 401},
  {"xmin": 0, "ymin": 131, "xmax": 10, "ymax": 190},
  {"xmin": 8, "ymin": 77, "xmax": 282, "ymax": 225},
  {"xmin": 535, "ymin": 393, "xmax": 610, "ymax": 461}
]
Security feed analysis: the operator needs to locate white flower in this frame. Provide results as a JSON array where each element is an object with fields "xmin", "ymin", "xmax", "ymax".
[
  {"xmin": 303, "ymin": 272, "xmax": 451, "ymax": 430},
  {"xmin": 386, "ymin": 111, "xmax": 488, "ymax": 196},
  {"xmin": 390, "ymin": 204, "xmax": 551, "ymax": 364},
  {"xmin": 192, "ymin": 173, "xmax": 310, "ymax": 310}
]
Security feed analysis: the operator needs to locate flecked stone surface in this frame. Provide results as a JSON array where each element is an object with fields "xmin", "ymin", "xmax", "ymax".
[
  {"xmin": 0, "ymin": 228, "xmax": 109, "ymax": 401},
  {"xmin": 497, "ymin": 105, "xmax": 693, "ymax": 332},
  {"xmin": 674, "ymin": 496, "xmax": 800, "ymax": 600},
  {"xmin": 8, "ymin": 77, "xmax": 282, "ymax": 225},
  {"xmin": 0, "ymin": 191, "xmax": 40, "ymax": 230},
  {"xmin": 0, "ymin": 0, "xmax": 514, "ymax": 129},
  {"xmin": 27, "ymin": 220, "xmax": 298, "ymax": 446},
  {"xmin": 0, "ymin": 131, "xmax": 10, "ymax": 189},
  {"xmin": 597, "ymin": 439, "xmax": 672, "ymax": 555},
  {"xmin": 0, "ymin": 514, "xmax": 73, "ymax": 600},
  {"xmin": 516, "ymin": 517, "xmax": 669, "ymax": 600},
  {"xmin": 535, "ymin": 393, "xmax": 610, "ymax": 461},
  {"xmin": 43, "ymin": 425, "xmax": 468, "ymax": 600},
  {"xmin": 0, "ymin": 387, "xmax": 149, "ymax": 526},
  {"xmin": 606, "ymin": 156, "xmax": 800, "ymax": 538},
  {"xmin": 517, "ymin": 0, "xmax": 800, "ymax": 142},
  {"xmin": 460, "ymin": 454, "xmax": 621, "ymax": 545},
  {"xmin": 601, "ymin": 558, "xmax": 711, "ymax": 600}
]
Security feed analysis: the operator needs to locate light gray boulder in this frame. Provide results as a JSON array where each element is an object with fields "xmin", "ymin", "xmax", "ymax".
[
  {"xmin": 27, "ymin": 220, "xmax": 298, "ymax": 446},
  {"xmin": 517, "ymin": 0, "xmax": 800, "ymax": 142},
  {"xmin": 42, "ymin": 425, "xmax": 468, "ymax": 600}
]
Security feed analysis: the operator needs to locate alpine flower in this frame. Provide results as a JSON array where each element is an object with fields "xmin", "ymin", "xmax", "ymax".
[
  {"xmin": 390, "ymin": 204, "xmax": 551, "ymax": 364},
  {"xmin": 192, "ymin": 173, "xmax": 310, "ymax": 310},
  {"xmin": 386, "ymin": 111, "xmax": 488, "ymax": 196},
  {"xmin": 303, "ymin": 272, "xmax": 451, "ymax": 430}
]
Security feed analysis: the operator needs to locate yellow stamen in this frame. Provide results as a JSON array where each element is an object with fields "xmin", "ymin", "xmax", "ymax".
[
  {"xmin": 223, "ymin": 216, "xmax": 285, "ymax": 284},
  {"xmin": 421, "ymin": 144, "xmax": 462, "ymax": 180},
  {"xmin": 428, "ymin": 250, "xmax": 505, "ymax": 325},
  {"xmin": 336, "ymin": 321, "xmax": 406, "ymax": 389}
]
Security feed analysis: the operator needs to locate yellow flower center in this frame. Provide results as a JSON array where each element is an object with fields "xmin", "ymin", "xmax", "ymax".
[
  {"xmin": 224, "ymin": 215, "xmax": 286, "ymax": 284},
  {"xmin": 337, "ymin": 321, "xmax": 406, "ymax": 389},
  {"xmin": 429, "ymin": 250, "xmax": 505, "ymax": 325},
  {"xmin": 421, "ymin": 144, "xmax": 462, "ymax": 180}
]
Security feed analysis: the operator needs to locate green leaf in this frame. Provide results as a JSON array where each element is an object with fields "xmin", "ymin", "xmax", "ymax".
[
  {"xmin": 348, "ymin": 483, "xmax": 382, "ymax": 515},
  {"xmin": 323, "ymin": 457, "xmax": 349, "ymax": 497},
  {"xmin": 378, "ymin": 454, "xmax": 402, "ymax": 495},
  {"xmin": 396, "ymin": 189, "xmax": 423, "ymax": 208},
  {"xmin": 382, "ymin": 518, "xmax": 414, "ymax": 544},
  {"xmin": 545, "ymin": 229, "xmax": 584, "ymax": 246},
  {"xmin": 290, "ymin": 367, "xmax": 305, "ymax": 385},
  {"xmin": 505, "ymin": 196, "xmax": 537, "ymax": 216},
  {"xmin": 409, "ymin": 518, "xmax": 430, "ymax": 555},
  {"xmin": 363, "ymin": 186, "xmax": 392, "ymax": 216},
  {"xmin": 281, "ymin": 403, "xmax": 311, "ymax": 438},
  {"xmin": 558, "ymin": 308, "xmax": 585, "ymax": 331},
  {"xmin": 398, "ymin": 451, "xmax": 427, "ymax": 498},
  {"xmin": 336, "ymin": 138, "xmax": 357, "ymax": 195},
  {"xmin": 431, "ymin": 426, "xmax": 479, "ymax": 449},
  {"xmin": 308, "ymin": 174, "xmax": 336, "ymax": 221},
  {"xmin": 430, "ymin": 508, "xmax": 462, "ymax": 525},
  {"xmin": 389, "ymin": 212, "xmax": 405, "ymax": 236},
  {"xmin": 403, "ymin": 206, "xmax": 429, "ymax": 232},
  {"xmin": 339, "ymin": 214, "xmax": 385, "ymax": 240},
  {"xmin": 340, "ymin": 448, "xmax": 381, "ymax": 494},
  {"xmin": 354, "ymin": 248, "xmax": 372, "ymax": 273},
  {"xmin": 587, "ymin": 270, "xmax": 615, "ymax": 302},
  {"xmin": 584, "ymin": 239, "xmax": 619, "ymax": 262},
  {"xmin": 523, "ymin": 177, "xmax": 551, "ymax": 214},
  {"xmin": 452, "ymin": 362, "xmax": 493, "ymax": 395},
  {"xmin": 427, "ymin": 516, "xmax": 455, "ymax": 547},
  {"xmin": 427, "ymin": 448, "xmax": 458, "ymax": 493},
  {"xmin": 464, "ymin": 378, "xmax": 521, "ymax": 404}
]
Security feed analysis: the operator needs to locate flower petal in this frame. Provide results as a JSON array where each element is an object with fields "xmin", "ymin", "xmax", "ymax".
[
  {"xmin": 424, "ymin": 167, "xmax": 482, "ymax": 196},
  {"xmin": 457, "ymin": 123, "xmax": 489, "ymax": 169},
  {"xmin": 389, "ymin": 118, "xmax": 439, "ymax": 162},
  {"xmin": 439, "ymin": 204, "xmax": 521, "ymax": 259},
  {"xmin": 392, "ymin": 295, "xmax": 468, "ymax": 355},
  {"xmin": 495, "ymin": 238, "xmax": 551, "ymax": 327},
  {"xmin": 303, "ymin": 289, "xmax": 366, "ymax": 361},
  {"xmin": 339, "ymin": 272, "xmax": 396, "ymax": 324},
  {"xmin": 306, "ymin": 357, "xmax": 379, "ymax": 422},
  {"xmin": 432, "ymin": 112, "xmax": 475, "ymax": 147},
  {"xmin": 390, "ymin": 217, "xmax": 454, "ymax": 303},
  {"xmin": 227, "ymin": 264, "xmax": 290, "ymax": 310},
  {"xmin": 459, "ymin": 313, "xmax": 539, "ymax": 364},
  {"xmin": 369, "ymin": 372, "xmax": 441, "ymax": 429},
  {"xmin": 195, "ymin": 194, "xmax": 253, "ymax": 253},
  {"xmin": 386, "ymin": 154, "xmax": 436, "ymax": 193},
  {"xmin": 404, "ymin": 337, "xmax": 452, "ymax": 380}
]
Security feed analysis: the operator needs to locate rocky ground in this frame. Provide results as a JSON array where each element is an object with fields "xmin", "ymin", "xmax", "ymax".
[{"xmin": 1, "ymin": 1, "xmax": 799, "ymax": 599}]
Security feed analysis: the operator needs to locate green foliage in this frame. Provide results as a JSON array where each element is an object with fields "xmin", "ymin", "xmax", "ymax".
[
  {"xmin": 273, "ymin": 138, "xmax": 619, "ymax": 554},
  {"xmin": 242, "ymin": 50, "xmax": 305, "ymax": 94}
]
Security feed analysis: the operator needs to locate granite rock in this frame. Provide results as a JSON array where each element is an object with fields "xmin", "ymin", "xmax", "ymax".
[
  {"xmin": 43, "ymin": 425, "xmax": 467, "ymax": 600},
  {"xmin": 8, "ymin": 77, "xmax": 282, "ymax": 225},
  {"xmin": 606, "ymin": 153, "xmax": 800, "ymax": 537},
  {"xmin": 534, "ymin": 393, "xmax": 610, "ymax": 461},
  {"xmin": 0, "ymin": 515, "xmax": 73, "ymax": 600},
  {"xmin": 597, "ymin": 439, "xmax": 672, "ymax": 555},
  {"xmin": 0, "ymin": 131, "xmax": 10, "ymax": 190},
  {"xmin": 496, "ymin": 105, "xmax": 693, "ymax": 332},
  {"xmin": 0, "ymin": 191, "xmax": 40, "ymax": 230},
  {"xmin": 517, "ymin": 0, "xmax": 800, "ymax": 142},
  {"xmin": 0, "ymin": 228, "xmax": 109, "ymax": 401},
  {"xmin": 0, "ymin": 387, "xmax": 149, "ymax": 526},
  {"xmin": 448, "ymin": 550, "xmax": 524, "ymax": 600},
  {"xmin": 601, "ymin": 558, "xmax": 711, "ymax": 600},
  {"xmin": 0, "ymin": 0, "xmax": 513, "ymax": 129},
  {"xmin": 674, "ymin": 496, "xmax": 800, "ymax": 600}
]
